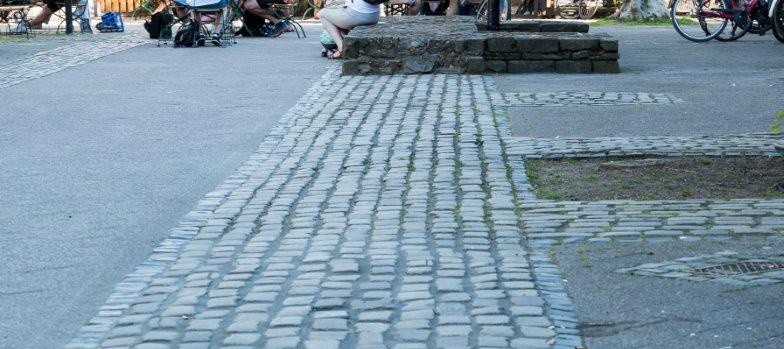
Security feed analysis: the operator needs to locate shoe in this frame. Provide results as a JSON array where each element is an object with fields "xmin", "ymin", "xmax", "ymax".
[
  {"xmin": 268, "ymin": 21, "xmax": 289, "ymax": 38},
  {"xmin": 211, "ymin": 33, "xmax": 222, "ymax": 46},
  {"xmin": 258, "ymin": 23, "xmax": 275, "ymax": 37},
  {"xmin": 11, "ymin": 21, "xmax": 29, "ymax": 34},
  {"xmin": 197, "ymin": 33, "xmax": 206, "ymax": 47}
]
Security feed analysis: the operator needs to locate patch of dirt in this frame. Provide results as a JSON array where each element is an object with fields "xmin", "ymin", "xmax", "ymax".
[{"xmin": 525, "ymin": 156, "xmax": 784, "ymax": 201}]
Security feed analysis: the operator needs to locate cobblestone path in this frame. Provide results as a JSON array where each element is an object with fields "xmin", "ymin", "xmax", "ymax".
[
  {"xmin": 0, "ymin": 34, "xmax": 147, "ymax": 89},
  {"xmin": 492, "ymin": 91, "xmax": 681, "ymax": 108},
  {"xmin": 68, "ymin": 68, "xmax": 577, "ymax": 349}
]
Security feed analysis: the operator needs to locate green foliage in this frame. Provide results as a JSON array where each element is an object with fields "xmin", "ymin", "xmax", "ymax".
[{"xmin": 772, "ymin": 110, "xmax": 784, "ymax": 134}]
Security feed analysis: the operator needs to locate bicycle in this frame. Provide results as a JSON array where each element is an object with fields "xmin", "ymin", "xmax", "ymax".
[
  {"xmin": 714, "ymin": 0, "xmax": 772, "ymax": 40},
  {"xmin": 772, "ymin": 0, "xmax": 784, "ymax": 42},
  {"xmin": 556, "ymin": 0, "xmax": 600, "ymax": 19}
]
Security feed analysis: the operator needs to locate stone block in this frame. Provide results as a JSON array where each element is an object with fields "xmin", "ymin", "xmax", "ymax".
[
  {"xmin": 559, "ymin": 37, "xmax": 599, "ymax": 51},
  {"xmin": 463, "ymin": 38, "xmax": 485, "ymax": 56},
  {"xmin": 465, "ymin": 57, "xmax": 485, "ymax": 74},
  {"xmin": 539, "ymin": 21, "xmax": 589, "ymax": 33},
  {"xmin": 500, "ymin": 21, "xmax": 541, "ymax": 32},
  {"xmin": 599, "ymin": 37, "xmax": 619, "ymax": 51},
  {"xmin": 508, "ymin": 60, "xmax": 555, "ymax": 73},
  {"xmin": 484, "ymin": 60, "xmax": 507, "ymax": 73},
  {"xmin": 342, "ymin": 60, "xmax": 360, "ymax": 75},
  {"xmin": 590, "ymin": 52, "xmax": 620, "ymax": 60},
  {"xmin": 517, "ymin": 37, "xmax": 560, "ymax": 53},
  {"xmin": 403, "ymin": 57, "xmax": 436, "ymax": 74},
  {"xmin": 555, "ymin": 60, "xmax": 592, "ymax": 73},
  {"xmin": 484, "ymin": 52, "xmax": 524, "ymax": 60},
  {"xmin": 570, "ymin": 50, "xmax": 597, "ymax": 59},
  {"xmin": 592, "ymin": 60, "xmax": 621, "ymax": 73},
  {"xmin": 486, "ymin": 37, "xmax": 517, "ymax": 53},
  {"xmin": 522, "ymin": 52, "xmax": 570, "ymax": 60}
]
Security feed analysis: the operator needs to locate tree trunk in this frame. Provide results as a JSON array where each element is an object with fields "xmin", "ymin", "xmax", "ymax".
[{"xmin": 612, "ymin": 0, "xmax": 669, "ymax": 19}]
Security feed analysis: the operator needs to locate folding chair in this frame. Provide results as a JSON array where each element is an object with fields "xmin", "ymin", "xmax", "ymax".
[
  {"xmin": 52, "ymin": 0, "xmax": 91, "ymax": 33},
  {"xmin": 168, "ymin": 0, "xmax": 234, "ymax": 46},
  {"xmin": 269, "ymin": 1, "xmax": 304, "ymax": 38}
]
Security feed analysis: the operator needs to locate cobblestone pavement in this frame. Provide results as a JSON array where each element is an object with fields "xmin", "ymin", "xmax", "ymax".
[
  {"xmin": 68, "ymin": 68, "xmax": 579, "ymax": 349},
  {"xmin": 518, "ymin": 200, "xmax": 784, "ymax": 245},
  {"xmin": 67, "ymin": 64, "xmax": 783, "ymax": 348},
  {"xmin": 0, "ymin": 33, "xmax": 147, "ymax": 89},
  {"xmin": 505, "ymin": 133, "xmax": 783, "ymax": 158},
  {"xmin": 491, "ymin": 92, "xmax": 681, "ymax": 108}
]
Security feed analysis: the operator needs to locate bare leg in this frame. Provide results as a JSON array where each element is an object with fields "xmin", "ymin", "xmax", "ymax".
[
  {"xmin": 320, "ymin": 9, "xmax": 345, "ymax": 53},
  {"xmin": 445, "ymin": 0, "xmax": 458, "ymax": 15},
  {"xmin": 29, "ymin": 7, "xmax": 53, "ymax": 27},
  {"xmin": 242, "ymin": 1, "xmax": 280, "ymax": 24},
  {"xmin": 408, "ymin": 0, "xmax": 421, "ymax": 15}
]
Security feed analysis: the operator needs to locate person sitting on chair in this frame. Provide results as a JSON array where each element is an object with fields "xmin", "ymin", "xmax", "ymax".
[
  {"xmin": 12, "ymin": 0, "xmax": 62, "ymax": 32},
  {"xmin": 319, "ymin": 0, "xmax": 380, "ymax": 59},
  {"xmin": 237, "ymin": 0, "xmax": 290, "ymax": 37}
]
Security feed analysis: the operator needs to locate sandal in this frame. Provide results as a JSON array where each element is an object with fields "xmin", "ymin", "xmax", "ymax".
[{"xmin": 328, "ymin": 50, "xmax": 342, "ymax": 59}]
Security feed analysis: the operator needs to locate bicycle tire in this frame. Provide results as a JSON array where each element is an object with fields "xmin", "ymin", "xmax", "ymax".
[
  {"xmin": 671, "ymin": 0, "xmax": 729, "ymax": 42},
  {"xmin": 773, "ymin": 0, "xmax": 784, "ymax": 43},
  {"xmin": 557, "ymin": 0, "xmax": 581, "ymax": 19},
  {"xmin": 578, "ymin": 0, "xmax": 600, "ymax": 19},
  {"xmin": 715, "ymin": 8, "xmax": 752, "ymax": 41}
]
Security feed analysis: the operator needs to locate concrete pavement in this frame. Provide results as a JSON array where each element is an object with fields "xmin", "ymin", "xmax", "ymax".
[{"xmin": 0, "ymin": 23, "xmax": 329, "ymax": 349}]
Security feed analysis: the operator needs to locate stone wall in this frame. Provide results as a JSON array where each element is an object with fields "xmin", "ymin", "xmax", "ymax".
[{"xmin": 342, "ymin": 17, "xmax": 619, "ymax": 75}]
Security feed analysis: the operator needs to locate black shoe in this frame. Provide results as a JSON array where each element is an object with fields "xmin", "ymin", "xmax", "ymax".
[
  {"xmin": 211, "ymin": 33, "xmax": 222, "ymax": 46},
  {"xmin": 268, "ymin": 21, "xmax": 288, "ymax": 38},
  {"xmin": 197, "ymin": 33, "xmax": 206, "ymax": 47}
]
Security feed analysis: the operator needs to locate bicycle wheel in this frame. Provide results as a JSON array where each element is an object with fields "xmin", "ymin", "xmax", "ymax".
[
  {"xmin": 578, "ymin": 0, "xmax": 601, "ymax": 19},
  {"xmin": 671, "ymin": 0, "xmax": 730, "ymax": 42},
  {"xmin": 476, "ymin": 0, "xmax": 512, "ymax": 21},
  {"xmin": 557, "ymin": 0, "xmax": 581, "ymax": 19},
  {"xmin": 715, "ymin": 6, "xmax": 751, "ymax": 41},
  {"xmin": 774, "ymin": 0, "xmax": 784, "ymax": 43}
]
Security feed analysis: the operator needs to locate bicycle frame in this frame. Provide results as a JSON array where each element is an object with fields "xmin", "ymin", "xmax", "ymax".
[{"xmin": 669, "ymin": 0, "xmax": 760, "ymax": 20}]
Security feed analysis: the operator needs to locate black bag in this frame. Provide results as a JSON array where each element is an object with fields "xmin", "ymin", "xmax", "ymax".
[
  {"xmin": 361, "ymin": 0, "xmax": 390, "ymax": 5},
  {"xmin": 144, "ymin": 12, "xmax": 174, "ymax": 39},
  {"xmin": 237, "ymin": 11, "xmax": 267, "ymax": 37},
  {"xmin": 174, "ymin": 23, "xmax": 201, "ymax": 47}
]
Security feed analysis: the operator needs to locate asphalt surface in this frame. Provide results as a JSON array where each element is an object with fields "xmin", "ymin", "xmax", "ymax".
[
  {"xmin": 497, "ymin": 26, "xmax": 784, "ymax": 137},
  {"xmin": 555, "ymin": 239, "xmax": 784, "ymax": 349},
  {"xmin": 0, "ymin": 22, "xmax": 330, "ymax": 349}
]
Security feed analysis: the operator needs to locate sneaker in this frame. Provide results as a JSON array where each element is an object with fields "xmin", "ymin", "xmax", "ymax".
[
  {"xmin": 211, "ymin": 33, "xmax": 222, "ymax": 46},
  {"xmin": 268, "ymin": 21, "xmax": 289, "ymax": 38},
  {"xmin": 11, "ymin": 21, "xmax": 29, "ymax": 34},
  {"xmin": 258, "ymin": 23, "xmax": 275, "ymax": 37}
]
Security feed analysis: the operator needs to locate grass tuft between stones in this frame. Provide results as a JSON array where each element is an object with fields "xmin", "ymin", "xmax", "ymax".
[{"xmin": 525, "ymin": 156, "xmax": 784, "ymax": 201}]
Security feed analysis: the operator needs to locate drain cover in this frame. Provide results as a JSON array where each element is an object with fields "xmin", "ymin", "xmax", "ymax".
[{"xmin": 692, "ymin": 261, "xmax": 784, "ymax": 276}]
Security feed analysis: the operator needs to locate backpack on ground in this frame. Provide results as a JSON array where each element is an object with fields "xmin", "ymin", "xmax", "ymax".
[
  {"xmin": 144, "ymin": 12, "xmax": 174, "ymax": 39},
  {"xmin": 174, "ymin": 22, "xmax": 200, "ymax": 47},
  {"xmin": 96, "ymin": 12, "xmax": 124, "ymax": 32}
]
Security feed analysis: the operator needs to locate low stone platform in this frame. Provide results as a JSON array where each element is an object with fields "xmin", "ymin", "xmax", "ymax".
[{"xmin": 342, "ymin": 16, "xmax": 619, "ymax": 75}]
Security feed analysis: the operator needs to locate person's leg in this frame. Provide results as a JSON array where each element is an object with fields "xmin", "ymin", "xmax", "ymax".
[
  {"xmin": 445, "ymin": 0, "xmax": 458, "ymax": 15},
  {"xmin": 30, "ymin": 0, "xmax": 59, "ymax": 27},
  {"xmin": 319, "ymin": 8, "xmax": 346, "ymax": 54},
  {"xmin": 242, "ymin": 0, "xmax": 280, "ymax": 23},
  {"xmin": 407, "ymin": 0, "xmax": 421, "ymax": 15}
]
